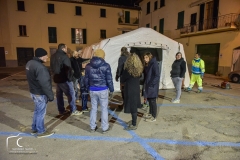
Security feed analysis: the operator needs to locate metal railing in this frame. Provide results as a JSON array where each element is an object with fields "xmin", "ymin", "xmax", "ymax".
[{"xmin": 180, "ymin": 13, "xmax": 240, "ymax": 34}]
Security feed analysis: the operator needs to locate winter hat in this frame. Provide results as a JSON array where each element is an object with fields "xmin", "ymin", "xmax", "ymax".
[
  {"xmin": 35, "ymin": 48, "xmax": 47, "ymax": 57},
  {"xmin": 94, "ymin": 49, "xmax": 105, "ymax": 59}
]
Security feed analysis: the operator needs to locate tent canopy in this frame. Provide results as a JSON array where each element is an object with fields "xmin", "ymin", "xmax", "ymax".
[{"xmin": 82, "ymin": 27, "xmax": 190, "ymax": 91}]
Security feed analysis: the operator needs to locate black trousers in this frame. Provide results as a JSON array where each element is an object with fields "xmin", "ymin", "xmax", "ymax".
[
  {"xmin": 131, "ymin": 112, "xmax": 137, "ymax": 126},
  {"xmin": 147, "ymin": 98, "xmax": 157, "ymax": 118}
]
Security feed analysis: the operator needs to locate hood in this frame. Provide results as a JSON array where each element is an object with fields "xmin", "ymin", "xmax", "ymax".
[{"xmin": 90, "ymin": 57, "xmax": 105, "ymax": 68}]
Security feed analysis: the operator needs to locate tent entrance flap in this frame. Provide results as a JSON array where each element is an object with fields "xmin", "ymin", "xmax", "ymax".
[
  {"xmin": 130, "ymin": 47, "xmax": 162, "ymax": 62},
  {"xmin": 130, "ymin": 47, "xmax": 163, "ymax": 82}
]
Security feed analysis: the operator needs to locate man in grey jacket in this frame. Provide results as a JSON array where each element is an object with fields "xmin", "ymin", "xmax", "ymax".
[{"xmin": 26, "ymin": 48, "xmax": 54, "ymax": 138}]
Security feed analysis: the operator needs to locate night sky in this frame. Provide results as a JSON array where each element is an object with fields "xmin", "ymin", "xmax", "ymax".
[{"xmin": 83, "ymin": 0, "xmax": 137, "ymax": 7}]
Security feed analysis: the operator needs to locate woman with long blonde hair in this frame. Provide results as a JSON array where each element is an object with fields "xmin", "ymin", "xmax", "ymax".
[{"xmin": 120, "ymin": 53, "xmax": 143, "ymax": 130}]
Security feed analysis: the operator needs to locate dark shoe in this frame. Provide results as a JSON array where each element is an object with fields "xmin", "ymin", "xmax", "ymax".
[
  {"xmin": 30, "ymin": 130, "xmax": 38, "ymax": 135},
  {"xmin": 37, "ymin": 131, "xmax": 55, "ymax": 138},
  {"xmin": 125, "ymin": 125, "xmax": 137, "ymax": 130},
  {"xmin": 102, "ymin": 127, "xmax": 110, "ymax": 134},
  {"xmin": 59, "ymin": 110, "xmax": 70, "ymax": 116},
  {"xmin": 90, "ymin": 126, "xmax": 98, "ymax": 133}
]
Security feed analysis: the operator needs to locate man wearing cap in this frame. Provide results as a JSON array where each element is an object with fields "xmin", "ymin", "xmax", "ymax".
[
  {"xmin": 84, "ymin": 49, "xmax": 114, "ymax": 133},
  {"xmin": 26, "ymin": 48, "xmax": 54, "ymax": 138},
  {"xmin": 50, "ymin": 43, "xmax": 82, "ymax": 116}
]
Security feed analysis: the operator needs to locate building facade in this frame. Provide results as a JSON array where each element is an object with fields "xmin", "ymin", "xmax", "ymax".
[
  {"xmin": 0, "ymin": 0, "xmax": 139, "ymax": 67},
  {"xmin": 138, "ymin": 0, "xmax": 240, "ymax": 76}
]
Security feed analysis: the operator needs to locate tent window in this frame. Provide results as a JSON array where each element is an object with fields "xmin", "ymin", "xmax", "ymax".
[
  {"xmin": 159, "ymin": 18, "xmax": 164, "ymax": 34},
  {"xmin": 146, "ymin": 2, "xmax": 150, "ymax": 14},
  {"xmin": 177, "ymin": 11, "xmax": 184, "ymax": 29}
]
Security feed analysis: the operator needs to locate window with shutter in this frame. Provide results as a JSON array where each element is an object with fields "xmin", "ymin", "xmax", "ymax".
[
  {"xmin": 75, "ymin": 6, "xmax": 82, "ymax": 15},
  {"xmin": 125, "ymin": 11, "xmax": 130, "ymax": 23},
  {"xmin": 17, "ymin": 1, "xmax": 25, "ymax": 11},
  {"xmin": 146, "ymin": 2, "xmax": 150, "ymax": 14},
  {"xmin": 100, "ymin": 9, "xmax": 106, "ymax": 17},
  {"xmin": 48, "ymin": 4, "xmax": 55, "ymax": 13},
  {"xmin": 177, "ymin": 11, "xmax": 184, "ymax": 29},
  {"xmin": 159, "ymin": 18, "xmax": 164, "ymax": 34},
  {"xmin": 48, "ymin": 27, "xmax": 57, "ymax": 43}
]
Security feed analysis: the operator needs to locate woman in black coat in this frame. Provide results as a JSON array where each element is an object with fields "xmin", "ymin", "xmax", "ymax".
[
  {"xmin": 143, "ymin": 52, "xmax": 160, "ymax": 122},
  {"xmin": 121, "ymin": 53, "xmax": 143, "ymax": 130}
]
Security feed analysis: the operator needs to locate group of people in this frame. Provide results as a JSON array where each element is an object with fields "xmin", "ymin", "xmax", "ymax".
[{"xmin": 25, "ymin": 43, "xmax": 205, "ymax": 138}]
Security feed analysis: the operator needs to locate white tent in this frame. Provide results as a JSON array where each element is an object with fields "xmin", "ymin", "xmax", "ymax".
[{"xmin": 82, "ymin": 27, "xmax": 190, "ymax": 91}]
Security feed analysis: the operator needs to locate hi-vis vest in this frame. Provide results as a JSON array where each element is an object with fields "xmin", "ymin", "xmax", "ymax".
[{"xmin": 191, "ymin": 58, "xmax": 205, "ymax": 74}]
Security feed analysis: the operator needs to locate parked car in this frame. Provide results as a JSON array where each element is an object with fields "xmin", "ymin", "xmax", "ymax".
[{"xmin": 228, "ymin": 70, "xmax": 240, "ymax": 83}]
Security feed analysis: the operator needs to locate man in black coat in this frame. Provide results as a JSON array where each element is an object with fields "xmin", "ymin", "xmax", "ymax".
[
  {"xmin": 115, "ymin": 47, "xmax": 129, "ymax": 105},
  {"xmin": 50, "ymin": 43, "xmax": 82, "ymax": 116},
  {"xmin": 70, "ymin": 50, "xmax": 89, "ymax": 103},
  {"xmin": 26, "ymin": 48, "xmax": 54, "ymax": 138}
]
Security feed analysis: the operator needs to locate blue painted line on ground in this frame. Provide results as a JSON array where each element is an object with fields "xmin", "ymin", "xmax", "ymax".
[
  {"xmin": 1, "ymin": 131, "xmax": 240, "ymax": 148},
  {"xmin": 108, "ymin": 109, "xmax": 166, "ymax": 160},
  {"xmin": 145, "ymin": 138, "xmax": 240, "ymax": 147},
  {"xmin": 203, "ymin": 89, "xmax": 240, "ymax": 99},
  {"xmin": 157, "ymin": 104, "xmax": 240, "ymax": 109}
]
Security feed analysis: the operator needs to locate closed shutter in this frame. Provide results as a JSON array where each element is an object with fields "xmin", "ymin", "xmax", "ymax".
[
  {"xmin": 83, "ymin": 29, "xmax": 87, "ymax": 44},
  {"xmin": 177, "ymin": 11, "xmax": 184, "ymax": 29},
  {"xmin": 48, "ymin": 27, "xmax": 57, "ymax": 43},
  {"xmin": 125, "ymin": 11, "xmax": 130, "ymax": 23},
  {"xmin": 71, "ymin": 28, "xmax": 75, "ymax": 44},
  {"xmin": 159, "ymin": 18, "xmax": 164, "ymax": 34}
]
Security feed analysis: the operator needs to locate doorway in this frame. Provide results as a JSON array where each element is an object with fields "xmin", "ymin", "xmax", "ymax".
[
  {"xmin": 196, "ymin": 43, "xmax": 220, "ymax": 74},
  {"xmin": 0, "ymin": 47, "xmax": 6, "ymax": 67},
  {"xmin": 17, "ymin": 47, "xmax": 34, "ymax": 66}
]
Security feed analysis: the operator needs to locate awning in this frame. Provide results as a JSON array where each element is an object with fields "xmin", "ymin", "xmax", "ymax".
[{"xmin": 189, "ymin": 0, "xmax": 212, "ymax": 7}]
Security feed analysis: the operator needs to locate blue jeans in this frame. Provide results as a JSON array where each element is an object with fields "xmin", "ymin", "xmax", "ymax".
[
  {"xmin": 82, "ymin": 93, "xmax": 88, "ymax": 110},
  {"xmin": 56, "ymin": 81, "xmax": 77, "ymax": 113},
  {"xmin": 30, "ymin": 94, "xmax": 47, "ymax": 134},
  {"xmin": 89, "ymin": 89, "xmax": 109, "ymax": 131}
]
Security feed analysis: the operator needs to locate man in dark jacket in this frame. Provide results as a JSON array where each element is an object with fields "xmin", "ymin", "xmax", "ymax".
[
  {"xmin": 26, "ymin": 48, "xmax": 54, "ymax": 138},
  {"xmin": 115, "ymin": 47, "xmax": 129, "ymax": 103},
  {"xmin": 84, "ymin": 49, "xmax": 114, "ymax": 133},
  {"xmin": 70, "ymin": 50, "xmax": 89, "ymax": 103},
  {"xmin": 50, "ymin": 43, "xmax": 82, "ymax": 116}
]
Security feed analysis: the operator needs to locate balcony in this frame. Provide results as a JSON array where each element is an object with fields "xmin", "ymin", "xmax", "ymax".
[
  {"xmin": 180, "ymin": 13, "xmax": 240, "ymax": 37},
  {"xmin": 118, "ymin": 17, "xmax": 139, "ymax": 26}
]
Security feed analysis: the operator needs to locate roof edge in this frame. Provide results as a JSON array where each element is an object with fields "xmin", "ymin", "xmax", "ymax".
[{"xmin": 46, "ymin": 0, "xmax": 141, "ymax": 10}]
